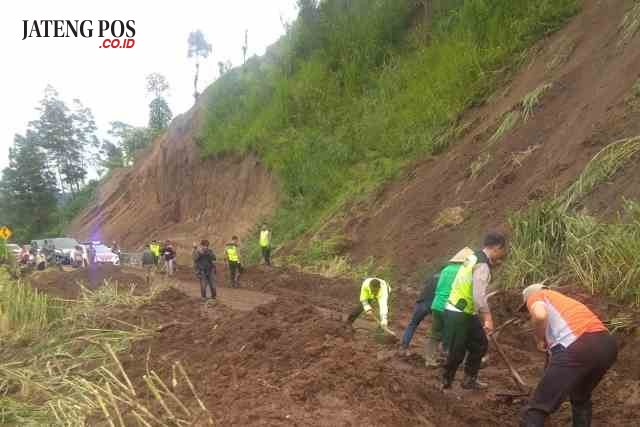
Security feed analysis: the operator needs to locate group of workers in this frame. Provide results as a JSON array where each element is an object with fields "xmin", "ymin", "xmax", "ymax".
[
  {"xmin": 346, "ymin": 231, "xmax": 617, "ymax": 427},
  {"xmin": 193, "ymin": 224, "xmax": 271, "ymax": 300},
  {"xmin": 142, "ymin": 224, "xmax": 273, "ymax": 301}
]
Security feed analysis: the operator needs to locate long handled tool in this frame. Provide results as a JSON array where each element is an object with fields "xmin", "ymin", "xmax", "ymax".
[
  {"xmin": 485, "ymin": 292, "xmax": 529, "ymax": 394},
  {"xmin": 488, "ymin": 333, "xmax": 528, "ymax": 392}
]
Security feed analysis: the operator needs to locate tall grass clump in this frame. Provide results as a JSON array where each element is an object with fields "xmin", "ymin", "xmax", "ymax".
[
  {"xmin": 561, "ymin": 135, "xmax": 640, "ymax": 209},
  {"xmin": 0, "ymin": 275, "xmax": 214, "ymax": 425},
  {"xmin": 0, "ymin": 271, "xmax": 64, "ymax": 339},
  {"xmin": 502, "ymin": 136, "xmax": 640, "ymax": 305},
  {"xmin": 504, "ymin": 200, "xmax": 640, "ymax": 305},
  {"xmin": 199, "ymin": 0, "xmax": 580, "ymax": 250}
]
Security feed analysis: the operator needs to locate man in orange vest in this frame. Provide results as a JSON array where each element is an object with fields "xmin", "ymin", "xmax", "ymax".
[{"xmin": 519, "ymin": 284, "xmax": 617, "ymax": 427}]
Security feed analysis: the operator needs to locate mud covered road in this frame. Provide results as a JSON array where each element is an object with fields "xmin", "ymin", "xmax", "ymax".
[{"xmin": 30, "ymin": 264, "xmax": 640, "ymax": 426}]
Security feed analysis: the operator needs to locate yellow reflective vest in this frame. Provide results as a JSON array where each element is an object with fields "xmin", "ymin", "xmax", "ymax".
[
  {"xmin": 447, "ymin": 254, "xmax": 479, "ymax": 314},
  {"xmin": 259, "ymin": 230, "xmax": 271, "ymax": 248},
  {"xmin": 150, "ymin": 243, "xmax": 161, "ymax": 257},
  {"xmin": 359, "ymin": 278, "xmax": 391, "ymax": 323},
  {"xmin": 226, "ymin": 244, "xmax": 240, "ymax": 262}
]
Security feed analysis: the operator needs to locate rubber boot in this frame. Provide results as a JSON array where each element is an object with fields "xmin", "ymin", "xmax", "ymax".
[
  {"xmin": 461, "ymin": 374, "xmax": 488, "ymax": 390},
  {"xmin": 424, "ymin": 337, "xmax": 440, "ymax": 367},
  {"xmin": 571, "ymin": 401, "xmax": 592, "ymax": 427},
  {"xmin": 519, "ymin": 408, "xmax": 546, "ymax": 427},
  {"xmin": 441, "ymin": 370, "xmax": 454, "ymax": 390}
]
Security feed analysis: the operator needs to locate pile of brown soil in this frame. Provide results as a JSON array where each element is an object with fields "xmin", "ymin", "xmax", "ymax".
[{"xmin": 29, "ymin": 265, "xmax": 145, "ymax": 299}]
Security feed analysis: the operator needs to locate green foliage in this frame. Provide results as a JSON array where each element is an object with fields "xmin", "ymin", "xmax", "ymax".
[
  {"xmin": 29, "ymin": 86, "xmax": 98, "ymax": 194},
  {"xmin": 0, "ymin": 134, "xmax": 59, "ymax": 242},
  {"xmin": 0, "ymin": 271, "xmax": 64, "ymax": 341},
  {"xmin": 502, "ymin": 200, "xmax": 640, "ymax": 305},
  {"xmin": 106, "ymin": 121, "xmax": 153, "ymax": 166},
  {"xmin": 199, "ymin": 0, "xmax": 580, "ymax": 248},
  {"xmin": 148, "ymin": 97, "xmax": 173, "ymax": 131}
]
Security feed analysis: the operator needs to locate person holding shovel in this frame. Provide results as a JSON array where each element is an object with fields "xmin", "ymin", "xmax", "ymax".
[
  {"xmin": 423, "ymin": 247, "xmax": 476, "ymax": 367},
  {"xmin": 442, "ymin": 231, "xmax": 507, "ymax": 390},
  {"xmin": 347, "ymin": 278, "xmax": 392, "ymax": 332},
  {"xmin": 519, "ymin": 283, "xmax": 617, "ymax": 427}
]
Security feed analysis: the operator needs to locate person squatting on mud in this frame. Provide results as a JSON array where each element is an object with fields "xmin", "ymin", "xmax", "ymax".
[
  {"xmin": 442, "ymin": 231, "xmax": 507, "ymax": 390},
  {"xmin": 519, "ymin": 284, "xmax": 617, "ymax": 427},
  {"xmin": 193, "ymin": 240, "xmax": 217, "ymax": 301},
  {"xmin": 259, "ymin": 223, "xmax": 272, "ymax": 266},
  {"xmin": 225, "ymin": 236, "xmax": 242, "ymax": 288},
  {"xmin": 347, "ymin": 277, "xmax": 391, "ymax": 328}
]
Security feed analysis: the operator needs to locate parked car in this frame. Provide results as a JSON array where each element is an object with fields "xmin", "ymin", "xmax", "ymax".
[
  {"xmin": 50, "ymin": 238, "xmax": 81, "ymax": 265},
  {"xmin": 93, "ymin": 244, "xmax": 120, "ymax": 265}
]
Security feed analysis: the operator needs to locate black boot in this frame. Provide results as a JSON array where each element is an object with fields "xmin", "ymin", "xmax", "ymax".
[
  {"xmin": 571, "ymin": 401, "xmax": 592, "ymax": 427},
  {"xmin": 461, "ymin": 374, "xmax": 488, "ymax": 390},
  {"xmin": 441, "ymin": 370, "xmax": 454, "ymax": 390}
]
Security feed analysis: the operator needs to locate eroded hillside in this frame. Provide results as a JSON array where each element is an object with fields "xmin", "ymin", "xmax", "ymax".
[{"xmin": 69, "ymin": 99, "xmax": 278, "ymax": 253}]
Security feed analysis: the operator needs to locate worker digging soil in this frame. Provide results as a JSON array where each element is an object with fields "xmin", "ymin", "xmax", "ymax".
[
  {"xmin": 518, "ymin": 283, "xmax": 618, "ymax": 427},
  {"xmin": 443, "ymin": 231, "xmax": 507, "ymax": 390}
]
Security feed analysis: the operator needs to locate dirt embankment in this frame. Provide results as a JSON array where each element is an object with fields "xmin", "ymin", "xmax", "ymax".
[
  {"xmin": 324, "ymin": 0, "xmax": 640, "ymax": 274},
  {"xmin": 68, "ymin": 99, "xmax": 278, "ymax": 258},
  {"xmin": 29, "ymin": 264, "xmax": 146, "ymax": 299}
]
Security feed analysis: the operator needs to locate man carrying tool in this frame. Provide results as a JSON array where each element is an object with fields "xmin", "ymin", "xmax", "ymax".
[
  {"xmin": 259, "ymin": 223, "xmax": 272, "ymax": 266},
  {"xmin": 519, "ymin": 284, "xmax": 617, "ymax": 427},
  {"xmin": 442, "ymin": 232, "xmax": 507, "ymax": 390},
  {"xmin": 225, "ymin": 236, "xmax": 242, "ymax": 288},
  {"xmin": 347, "ymin": 277, "xmax": 392, "ymax": 332},
  {"xmin": 425, "ymin": 247, "xmax": 475, "ymax": 367}
]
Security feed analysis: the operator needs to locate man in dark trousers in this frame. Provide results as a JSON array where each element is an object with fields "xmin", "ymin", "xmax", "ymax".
[
  {"xmin": 193, "ymin": 240, "xmax": 217, "ymax": 301},
  {"xmin": 442, "ymin": 231, "xmax": 507, "ymax": 390},
  {"xmin": 225, "ymin": 236, "xmax": 242, "ymax": 288},
  {"xmin": 259, "ymin": 223, "xmax": 272, "ymax": 266},
  {"xmin": 519, "ymin": 284, "xmax": 617, "ymax": 427},
  {"xmin": 399, "ymin": 272, "xmax": 439, "ymax": 356}
]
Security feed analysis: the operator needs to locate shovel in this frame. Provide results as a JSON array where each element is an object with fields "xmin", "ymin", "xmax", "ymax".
[
  {"xmin": 371, "ymin": 313, "xmax": 398, "ymax": 338},
  {"xmin": 485, "ymin": 293, "xmax": 529, "ymax": 394}
]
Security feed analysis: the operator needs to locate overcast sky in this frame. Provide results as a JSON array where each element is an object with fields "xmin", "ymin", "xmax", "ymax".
[{"xmin": 0, "ymin": 0, "xmax": 298, "ymax": 170}]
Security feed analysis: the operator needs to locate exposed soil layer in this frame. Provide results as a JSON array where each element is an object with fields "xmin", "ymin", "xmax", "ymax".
[
  {"xmin": 68, "ymin": 98, "xmax": 278, "ymax": 262},
  {"xmin": 29, "ymin": 264, "xmax": 146, "ymax": 299},
  {"xmin": 330, "ymin": 0, "xmax": 640, "ymax": 275}
]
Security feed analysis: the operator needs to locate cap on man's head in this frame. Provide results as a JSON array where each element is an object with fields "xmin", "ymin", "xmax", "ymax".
[{"xmin": 518, "ymin": 282, "xmax": 548, "ymax": 312}]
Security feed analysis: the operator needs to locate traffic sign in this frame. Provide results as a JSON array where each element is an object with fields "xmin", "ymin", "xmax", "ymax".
[{"xmin": 0, "ymin": 226, "xmax": 12, "ymax": 240}]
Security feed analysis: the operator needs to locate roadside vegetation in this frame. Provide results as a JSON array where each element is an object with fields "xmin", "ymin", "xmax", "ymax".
[
  {"xmin": 0, "ymin": 271, "xmax": 213, "ymax": 425},
  {"xmin": 200, "ymin": 0, "xmax": 580, "ymax": 264},
  {"xmin": 501, "ymin": 136, "xmax": 640, "ymax": 305}
]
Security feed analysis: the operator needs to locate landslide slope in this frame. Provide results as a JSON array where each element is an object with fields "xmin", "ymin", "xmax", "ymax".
[
  {"xmin": 334, "ymin": 0, "xmax": 640, "ymax": 274},
  {"xmin": 69, "ymin": 97, "xmax": 278, "ymax": 253}
]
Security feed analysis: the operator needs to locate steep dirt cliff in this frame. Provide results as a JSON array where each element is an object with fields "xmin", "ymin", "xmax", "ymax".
[
  {"xmin": 328, "ymin": 0, "xmax": 640, "ymax": 274},
  {"xmin": 69, "ymin": 100, "xmax": 278, "ymax": 255}
]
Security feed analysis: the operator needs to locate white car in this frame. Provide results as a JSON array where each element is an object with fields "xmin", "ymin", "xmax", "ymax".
[{"xmin": 93, "ymin": 244, "xmax": 120, "ymax": 265}]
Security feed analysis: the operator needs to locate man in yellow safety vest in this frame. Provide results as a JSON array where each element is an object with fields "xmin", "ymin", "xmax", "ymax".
[
  {"xmin": 347, "ymin": 277, "xmax": 391, "ymax": 329},
  {"xmin": 259, "ymin": 224, "xmax": 272, "ymax": 266},
  {"xmin": 442, "ymin": 231, "xmax": 507, "ymax": 390},
  {"xmin": 225, "ymin": 236, "xmax": 242, "ymax": 288}
]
